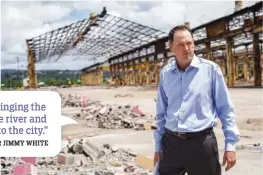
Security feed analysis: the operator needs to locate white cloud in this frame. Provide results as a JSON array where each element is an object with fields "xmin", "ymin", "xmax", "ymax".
[
  {"xmin": 9, "ymin": 44, "xmax": 25, "ymax": 53},
  {"xmin": 1, "ymin": 1, "xmax": 261, "ymax": 70},
  {"xmin": 1, "ymin": 1, "xmax": 78, "ymax": 70},
  {"xmin": 122, "ymin": 1, "xmax": 188, "ymax": 32},
  {"xmin": 1, "ymin": 1, "xmax": 74, "ymax": 50},
  {"xmin": 2, "ymin": 1, "xmax": 72, "ymax": 22}
]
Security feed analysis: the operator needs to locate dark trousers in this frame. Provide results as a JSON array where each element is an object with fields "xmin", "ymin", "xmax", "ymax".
[{"xmin": 158, "ymin": 128, "xmax": 221, "ymax": 175}]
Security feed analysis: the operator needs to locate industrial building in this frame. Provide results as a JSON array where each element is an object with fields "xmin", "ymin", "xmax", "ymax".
[
  {"xmin": 80, "ymin": 61, "xmax": 110, "ymax": 85},
  {"xmin": 25, "ymin": 1, "xmax": 262, "ymax": 88}
]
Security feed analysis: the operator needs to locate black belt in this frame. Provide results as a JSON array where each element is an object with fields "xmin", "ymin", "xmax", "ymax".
[{"xmin": 165, "ymin": 127, "xmax": 213, "ymax": 139}]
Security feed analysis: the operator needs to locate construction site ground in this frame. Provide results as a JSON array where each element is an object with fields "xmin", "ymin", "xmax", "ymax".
[{"xmin": 58, "ymin": 85, "xmax": 263, "ymax": 175}]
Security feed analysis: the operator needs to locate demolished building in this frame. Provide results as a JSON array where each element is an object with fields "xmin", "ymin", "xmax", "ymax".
[{"xmin": 25, "ymin": 1, "xmax": 262, "ymax": 88}]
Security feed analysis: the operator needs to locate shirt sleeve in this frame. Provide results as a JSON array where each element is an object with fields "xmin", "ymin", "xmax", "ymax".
[
  {"xmin": 212, "ymin": 65, "xmax": 240, "ymax": 152},
  {"xmin": 154, "ymin": 70, "xmax": 168, "ymax": 152}
]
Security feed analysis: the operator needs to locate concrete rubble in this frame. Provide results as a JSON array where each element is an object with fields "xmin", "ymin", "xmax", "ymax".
[
  {"xmin": 74, "ymin": 104, "xmax": 153, "ymax": 130},
  {"xmin": 61, "ymin": 93, "xmax": 154, "ymax": 130},
  {"xmin": 2, "ymin": 142, "xmax": 261, "ymax": 174},
  {"xmin": 61, "ymin": 93, "xmax": 90, "ymax": 107},
  {"xmin": 1, "ymin": 137, "xmax": 150, "ymax": 175},
  {"xmin": 1, "ymin": 157, "xmax": 23, "ymax": 174}
]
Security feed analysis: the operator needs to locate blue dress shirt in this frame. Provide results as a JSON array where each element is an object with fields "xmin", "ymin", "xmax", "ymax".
[{"xmin": 154, "ymin": 55, "xmax": 240, "ymax": 153}]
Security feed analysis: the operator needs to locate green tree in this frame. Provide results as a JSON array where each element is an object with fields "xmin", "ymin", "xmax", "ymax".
[{"xmin": 46, "ymin": 78, "xmax": 56, "ymax": 86}]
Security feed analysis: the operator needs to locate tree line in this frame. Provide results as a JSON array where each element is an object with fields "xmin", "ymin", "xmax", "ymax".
[{"xmin": 1, "ymin": 70, "xmax": 81, "ymax": 88}]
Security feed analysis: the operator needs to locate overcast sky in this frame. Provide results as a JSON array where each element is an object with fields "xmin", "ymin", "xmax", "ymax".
[{"xmin": 1, "ymin": 0, "xmax": 260, "ymax": 70}]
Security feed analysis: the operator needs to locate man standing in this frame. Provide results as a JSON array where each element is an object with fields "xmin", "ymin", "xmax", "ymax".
[{"xmin": 153, "ymin": 25, "xmax": 240, "ymax": 175}]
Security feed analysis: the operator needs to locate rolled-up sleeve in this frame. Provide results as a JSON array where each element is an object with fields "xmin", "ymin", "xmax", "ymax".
[
  {"xmin": 212, "ymin": 65, "xmax": 240, "ymax": 152},
  {"xmin": 154, "ymin": 71, "xmax": 168, "ymax": 152}
]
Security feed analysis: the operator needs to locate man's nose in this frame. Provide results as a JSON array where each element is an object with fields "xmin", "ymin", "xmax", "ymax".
[{"xmin": 183, "ymin": 44, "xmax": 189, "ymax": 51}]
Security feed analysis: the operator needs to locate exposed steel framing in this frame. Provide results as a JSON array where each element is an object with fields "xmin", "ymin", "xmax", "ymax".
[
  {"xmin": 107, "ymin": 1, "xmax": 263, "ymax": 87},
  {"xmin": 26, "ymin": 2, "xmax": 263, "ymax": 88}
]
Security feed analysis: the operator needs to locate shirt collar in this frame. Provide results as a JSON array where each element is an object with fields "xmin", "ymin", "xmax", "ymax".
[
  {"xmin": 169, "ymin": 54, "xmax": 200, "ymax": 72},
  {"xmin": 189, "ymin": 54, "xmax": 200, "ymax": 69}
]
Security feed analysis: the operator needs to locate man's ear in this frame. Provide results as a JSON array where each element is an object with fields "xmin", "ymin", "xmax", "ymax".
[{"xmin": 169, "ymin": 42, "xmax": 173, "ymax": 51}]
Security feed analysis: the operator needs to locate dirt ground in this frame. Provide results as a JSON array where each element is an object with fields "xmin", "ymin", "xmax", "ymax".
[{"xmin": 58, "ymin": 85, "xmax": 262, "ymax": 175}]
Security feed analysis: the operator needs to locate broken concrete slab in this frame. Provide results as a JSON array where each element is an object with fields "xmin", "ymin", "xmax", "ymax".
[
  {"xmin": 86, "ymin": 130, "xmax": 155, "ymax": 159},
  {"xmin": 83, "ymin": 140, "xmax": 105, "ymax": 161},
  {"xmin": 57, "ymin": 154, "xmax": 75, "ymax": 165},
  {"xmin": 135, "ymin": 154, "xmax": 154, "ymax": 172},
  {"xmin": 73, "ymin": 143, "xmax": 84, "ymax": 153},
  {"xmin": 13, "ymin": 163, "xmax": 37, "ymax": 175},
  {"xmin": 20, "ymin": 157, "xmax": 37, "ymax": 165}
]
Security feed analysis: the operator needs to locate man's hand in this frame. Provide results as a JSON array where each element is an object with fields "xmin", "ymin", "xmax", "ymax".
[
  {"xmin": 153, "ymin": 152, "xmax": 160, "ymax": 167},
  {"xmin": 222, "ymin": 151, "xmax": 236, "ymax": 171}
]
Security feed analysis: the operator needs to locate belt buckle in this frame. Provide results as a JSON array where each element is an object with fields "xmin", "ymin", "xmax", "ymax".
[{"xmin": 177, "ymin": 132, "xmax": 186, "ymax": 139}]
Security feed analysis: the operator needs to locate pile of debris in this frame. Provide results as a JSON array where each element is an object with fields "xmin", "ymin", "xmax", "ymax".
[
  {"xmin": 38, "ymin": 137, "xmax": 148, "ymax": 175},
  {"xmin": 1, "ymin": 157, "xmax": 23, "ymax": 174},
  {"xmin": 61, "ymin": 94, "xmax": 95, "ymax": 108},
  {"xmin": 60, "ymin": 93, "xmax": 153, "ymax": 130},
  {"xmin": 1, "ymin": 137, "xmax": 149, "ymax": 175},
  {"xmin": 73, "ymin": 104, "xmax": 152, "ymax": 130}
]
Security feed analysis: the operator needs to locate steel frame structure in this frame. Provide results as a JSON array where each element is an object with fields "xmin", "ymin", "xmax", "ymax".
[
  {"xmin": 26, "ymin": 2, "xmax": 263, "ymax": 88},
  {"xmin": 26, "ymin": 7, "xmax": 166, "ymax": 61},
  {"xmin": 107, "ymin": 1, "xmax": 263, "ymax": 87},
  {"xmin": 25, "ymin": 7, "xmax": 167, "ymax": 87}
]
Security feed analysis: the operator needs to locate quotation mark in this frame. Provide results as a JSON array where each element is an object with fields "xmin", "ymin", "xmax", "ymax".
[{"xmin": 43, "ymin": 126, "xmax": 48, "ymax": 135}]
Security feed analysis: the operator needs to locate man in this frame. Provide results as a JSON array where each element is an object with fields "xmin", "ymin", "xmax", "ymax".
[{"xmin": 153, "ymin": 25, "xmax": 240, "ymax": 175}]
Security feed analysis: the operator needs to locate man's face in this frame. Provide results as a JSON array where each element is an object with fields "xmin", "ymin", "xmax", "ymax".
[{"xmin": 169, "ymin": 30, "xmax": 195, "ymax": 62}]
